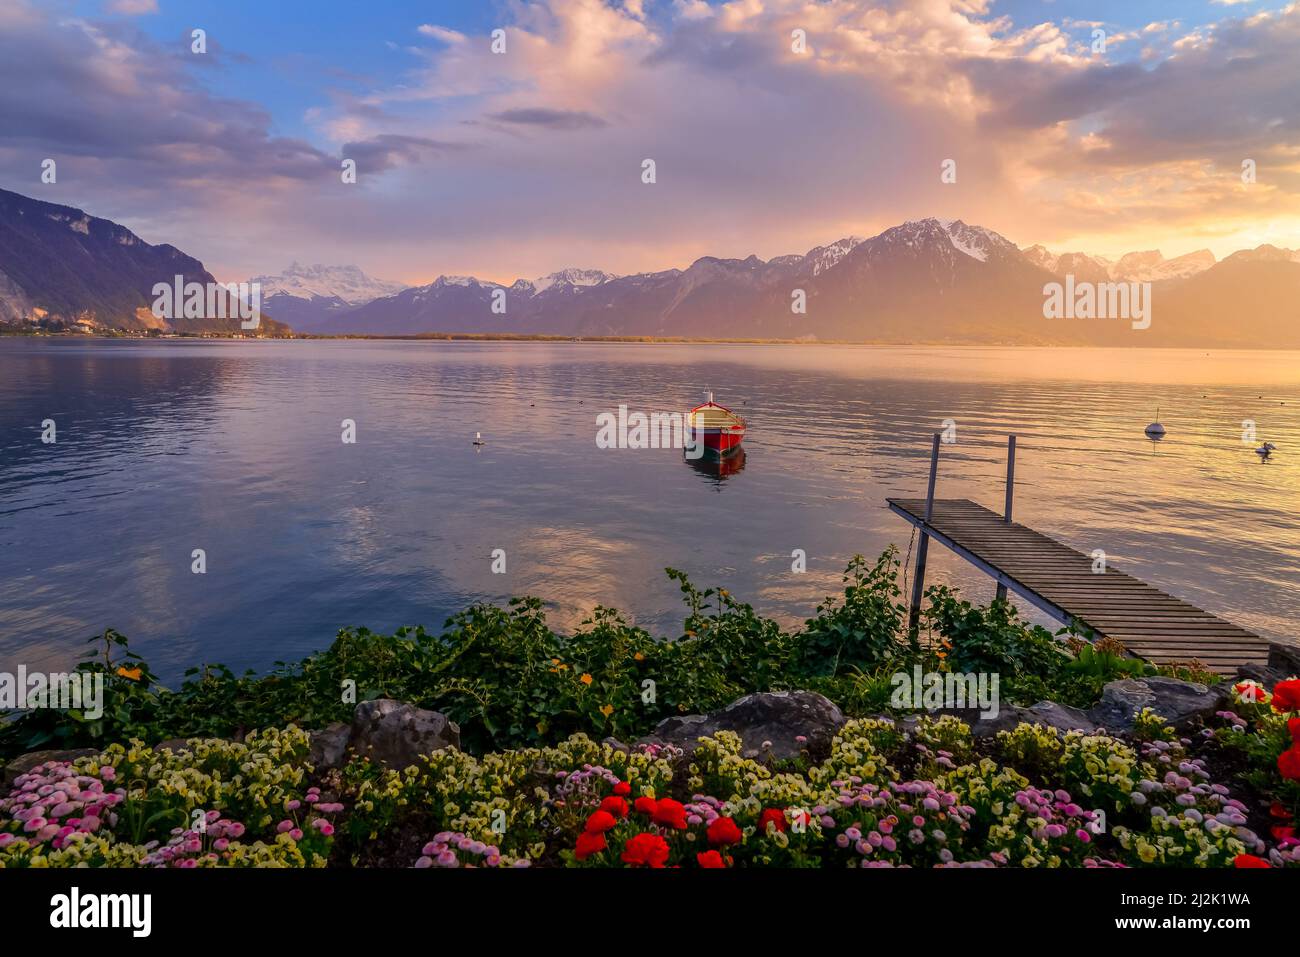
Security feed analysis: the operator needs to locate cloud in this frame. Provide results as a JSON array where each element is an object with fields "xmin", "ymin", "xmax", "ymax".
[
  {"xmin": 1, "ymin": 0, "xmax": 1297, "ymax": 280},
  {"xmin": 106, "ymin": 0, "xmax": 159, "ymax": 14},
  {"xmin": 340, "ymin": 133, "xmax": 471, "ymax": 172},
  {"xmin": 417, "ymin": 24, "xmax": 466, "ymax": 44},
  {"xmin": 486, "ymin": 108, "xmax": 608, "ymax": 130}
]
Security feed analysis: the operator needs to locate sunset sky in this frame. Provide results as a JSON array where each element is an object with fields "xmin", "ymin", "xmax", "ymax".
[{"xmin": 1, "ymin": 0, "xmax": 1297, "ymax": 284}]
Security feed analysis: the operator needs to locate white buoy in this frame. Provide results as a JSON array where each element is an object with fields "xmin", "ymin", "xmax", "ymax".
[
  {"xmin": 1145, "ymin": 407, "xmax": 1165, "ymax": 439},
  {"xmin": 473, "ymin": 432, "xmax": 485, "ymax": 446}
]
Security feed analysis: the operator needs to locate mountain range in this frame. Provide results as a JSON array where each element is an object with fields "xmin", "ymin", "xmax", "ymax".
[
  {"xmin": 3, "ymin": 185, "xmax": 1299, "ymax": 347},
  {"xmin": 0, "ymin": 188, "xmax": 290, "ymax": 335},
  {"xmin": 249, "ymin": 262, "xmax": 408, "ymax": 331},
  {"xmin": 301, "ymin": 219, "xmax": 1300, "ymax": 347}
]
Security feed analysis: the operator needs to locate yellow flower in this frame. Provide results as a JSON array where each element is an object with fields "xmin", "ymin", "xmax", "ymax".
[
  {"xmin": 115, "ymin": 666, "xmax": 143, "ymax": 681},
  {"xmin": 579, "ymin": 673, "xmax": 593, "ymax": 685},
  {"xmin": 599, "ymin": 704, "xmax": 614, "ymax": 718}
]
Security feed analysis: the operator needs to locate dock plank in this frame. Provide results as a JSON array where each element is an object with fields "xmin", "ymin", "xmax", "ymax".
[{"xmin": 888, "ymin": 497, "xmax": 1268, "ymax": 674}]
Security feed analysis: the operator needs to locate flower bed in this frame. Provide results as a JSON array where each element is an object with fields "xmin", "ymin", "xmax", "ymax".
[{"xmin": 4, "ymin": 680, "xmax": 1298, "ymax": 869}]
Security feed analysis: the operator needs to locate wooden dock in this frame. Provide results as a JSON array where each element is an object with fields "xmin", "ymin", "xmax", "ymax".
[{"xmin": 889, "ymin": 437, "xmax": 1269, "ymax": 675}]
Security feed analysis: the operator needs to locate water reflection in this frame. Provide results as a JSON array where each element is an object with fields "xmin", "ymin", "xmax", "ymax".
[{"xmin": 686, "ymin": 448, "xmax": 747, "ymax": 489}]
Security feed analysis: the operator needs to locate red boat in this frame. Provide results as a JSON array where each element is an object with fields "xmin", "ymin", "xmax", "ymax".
[{"xmin": 687, "ymin": 392, "xmax": 746, "ymax": 457}]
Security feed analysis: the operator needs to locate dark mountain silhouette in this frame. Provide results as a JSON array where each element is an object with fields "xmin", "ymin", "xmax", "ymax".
[{"xmin": 0, "ymin": 187, "xmax": 289, "ymax": 335}]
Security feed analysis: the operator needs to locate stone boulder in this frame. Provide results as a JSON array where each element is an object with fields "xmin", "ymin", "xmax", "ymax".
[
  {"xmin": 347, "ymin": 699, "xmax": 460, "ymax": 770},
  {"xmin": 1267, "ymin": 638, "xmax": 1300, "ymax": 679},
  {"xmin": 1235, "ymin": 638, "xmax": 1299, "ymax": 691},
  {"xmin": 308, "ymin": 722, "xmax": 353, "ymax": 770},
  {"xmin": 641, "ymin": 691, "xmax": 845, "ymax": 760},
  {"xmin": 905, "ymin": 700, "xmax": 1096, "ymax": 737},
  {"xmin": 1087, "ymin": 676, "xmax": 1226, "ymax": 731},
  {"xmin": 3, "ymin": 748, "xmax": 99, "ymax": 789}
]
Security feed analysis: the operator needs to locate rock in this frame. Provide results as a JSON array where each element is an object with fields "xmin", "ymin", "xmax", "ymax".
[
  {"xmin": 1267, "ymin": 638, "xmax": 1300, "ymax": 678},
  {"xmin": 641, "ymin": 691, "xmax": 845, "ymax": 760},
  {"xmin": 1234, "ymin": 663, "xmax": 1290, "ymax": 692},
  {"xmin": 600, "ymin": 737, "xmax": 630, "ymax": 753},
  {"xmin": 3, "ymin": 749, "xmax": 99, "ymax": 788},
  {"xmin": 348, "ymin": 699, "xmax": 459, "ymax": 770},
  {"xmin": 908, "ymin": 700, "xmax": 1096, "ymax": 737},
  {"xmin": 1236, "ymin": 641, "xmax": 1300, "ymax": 695},
  {"xmin": 309, "ymin": 722, "xmax": 353, "ymax": 770},
  {"xmin": 1088, "ymin": 677, "xmax": 1226, "ymax": 731}
]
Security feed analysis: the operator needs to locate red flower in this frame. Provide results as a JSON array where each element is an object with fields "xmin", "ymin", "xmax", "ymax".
[
  {"xmin": 707, "ymin": 816, "xmax": 743, "ymax": 846},
  {"xmin": 757, "ymin": 807, "xmax": 787, "ymax": 834},
  {"xmin": 612, "ymin": 781, "xmax": 631, "ymax": 797},
  {"xmin": 1289, "ymin": 717, "xmax": 1300, "ymax": 743},
  {"xmin": 600, "ymin": 796, "xmax": 629, "ymax": 819},
  {"xmin": 1235, "ymin": 681, "xmax": 1267, "ymax": 704},
  {"xmin": 652, "ymin": 798, "xmax": 688, "ymax": 830},
  {"xmin": 1272, "ymin": 680, "xmax": 1300, "ymax": 713},
  {"xmin": 575, "ymin": 830, "xmax": 607, "ymax": 860},
  {"xmin": 1271, "ymin": 825, "xmax": 1296, "ymax": 843},
  {"xmin": 1233, "ymin": 854, "xmax": 1271, "ymax": 869},
  {"xmin": 621, "ymin": 832, "xmax": 670, "ymax": 868},
  {"xmin": 696, "ymin": 850, "xmax": 726, "ymax": 868},
  {"xmin": 1279, "ymin": 745, "xmax": 1300, "ymax": 782},
  {"xmin": 1270, "ymin": 802, "xmax": 1292, "ymax": 820},
  {"xmin": 633, "ymin": 796, "xmax": 658, "ymax": 817},
  {"xmin": 584, "ymin": 810, "xmax": 618, "ymax": 833}
]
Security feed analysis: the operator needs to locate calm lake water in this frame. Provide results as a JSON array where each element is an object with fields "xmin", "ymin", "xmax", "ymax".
[{"xmin": 2, "ymin": 338, "xmax": 1297, "ymax": 682}]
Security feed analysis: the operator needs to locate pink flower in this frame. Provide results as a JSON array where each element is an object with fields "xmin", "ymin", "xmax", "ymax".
[
  {"xmin": 276, "ymin": 820, "xmax": 294, "ymax": 833},
  {"xmin": 290, "ymin": 828, "xmax": 304, "ymax": 841}
]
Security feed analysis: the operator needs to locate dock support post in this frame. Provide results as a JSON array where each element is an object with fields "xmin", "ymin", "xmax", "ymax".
[
  {"xmin": 995, "ymin": 434, "xmax": 1017, "ymax": 602},
  {"xmin": 908, "ymin": 433, "xmax": 941, "ymax": 639}
]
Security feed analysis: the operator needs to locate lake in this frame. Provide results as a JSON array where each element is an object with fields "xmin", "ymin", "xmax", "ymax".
[{"xmin": 1, "ymin": 338, "xmax": 1297, "ymax": 683}]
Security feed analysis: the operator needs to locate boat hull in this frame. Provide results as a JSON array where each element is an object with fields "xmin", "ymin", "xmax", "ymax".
[{"xmin": 698, "ymin": 428, "xmax": 745, "ymax": 456}]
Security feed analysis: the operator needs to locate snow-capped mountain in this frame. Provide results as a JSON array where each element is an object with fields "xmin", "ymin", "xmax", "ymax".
[
  {"xmin": 523, "ymin": 268, "xmax": 618, "ymax": 294},
  {"xmin": 1023, "ymin": 245, "xmax": 1216, "ymax": 283},
  {"xmin": 252, "ymin": 262, "xmax": 408, "ymax": 303},
  {"xmin": 249, "ymin": 263, "xmax": 407, "ymax": 330}
]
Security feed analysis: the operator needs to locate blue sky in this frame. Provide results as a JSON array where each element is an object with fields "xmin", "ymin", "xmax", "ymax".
[{"xmin": 5, "ymin": 0, "xmax": 1298, "ymax": 282}]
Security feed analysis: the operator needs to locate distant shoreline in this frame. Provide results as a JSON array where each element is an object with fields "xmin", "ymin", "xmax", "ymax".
[{"xmin": 3, "ymin": 329, "xmax": 1293, "ymax": 350}]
